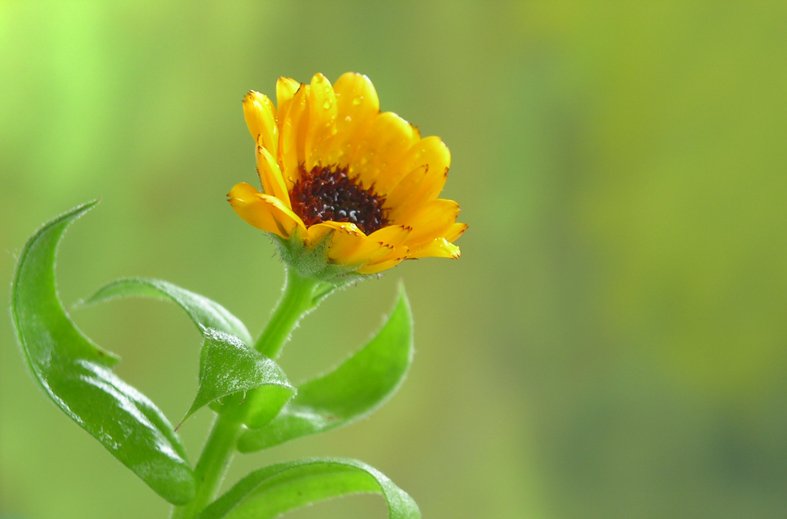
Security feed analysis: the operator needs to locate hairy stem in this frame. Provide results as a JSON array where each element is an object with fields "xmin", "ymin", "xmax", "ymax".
[
  {"xmin": 253, "ymin": 268, "xmax": 321, "ymax": 358},
  {"xmin": 171, "ymin": 268, "xmax": 321, "ymax": 518}
]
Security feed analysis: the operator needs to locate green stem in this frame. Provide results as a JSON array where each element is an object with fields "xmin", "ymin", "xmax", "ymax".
[
  {"xmin": 253, "ymin": 267, "xmax": 321, "ymax": 358},
  {"xmin": 171, "ymin": 412, "xmax": 242, "ymax": 518},
  {"xmin": 171, "ymin": 267, "xmax": 321, "ymax": 518}
]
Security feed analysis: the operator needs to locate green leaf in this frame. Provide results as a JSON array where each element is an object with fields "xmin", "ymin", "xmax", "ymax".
[
  {"xmin": 83, "ymin": 278, "xmax": 294, "ymax": 427},
  {"xmin": 200, "ymin": 458, "xmax": 420, "ymax": 519},
  {"xmin": 238, "ymin": 287, "xmax": 413, "ymax": 452},
  {"xmin": 10, "ymin": 201, "xmax": 195, "ymax": 505},
  {"xmin": 82, "ymin": 277, "xmax": 252, "ymax": 345},
  {"xmin": 188, "ymin": 329, "xmax": 294, "ymax": 427}
]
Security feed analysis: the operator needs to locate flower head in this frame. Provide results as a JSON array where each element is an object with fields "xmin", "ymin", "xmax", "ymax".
[{"xmin": 229, "ymin": 73, "xmax": 466, "ymax": 278}]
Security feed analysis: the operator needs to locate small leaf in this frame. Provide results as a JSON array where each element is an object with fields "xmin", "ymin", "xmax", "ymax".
[
  {"xmin": 200, "ymin": 458, "xmax": 420, "ymax": 519},
  {"xmin": 238, "ymin": 286, "xmax": 413, "ymax": 452},
  {"xmin": 10, "ymin": 202, "xmax": 195, "ymax": 504},
  {"xmin": 83, "ymin": 278, "xmax": 294, "ymax": 426},
  {"xmin": 187, "ymin": 329, "xmax": 294, "ymax": 426},
  {"xmin": 82, "ymin": 277, "xmax": 252, "ymax": 345}
]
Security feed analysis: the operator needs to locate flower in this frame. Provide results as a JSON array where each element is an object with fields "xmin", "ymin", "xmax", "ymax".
[{"xmin": 228, "ymin": 72, "xmax": 466, "ymax": 276}]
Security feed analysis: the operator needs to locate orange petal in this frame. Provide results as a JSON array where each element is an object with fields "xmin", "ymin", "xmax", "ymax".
[
  {"xmin": 228, "ymin": 182, "xmax": 305, "ymax": 238},
  {"xmin": 243, "ymin": 91, "xmax": 278, "ymax": 156}
]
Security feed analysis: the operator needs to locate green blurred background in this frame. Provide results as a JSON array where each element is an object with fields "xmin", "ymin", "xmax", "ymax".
[{"xmin": 2, "ymin": 1, "xmax": 786, "ymax": 517}]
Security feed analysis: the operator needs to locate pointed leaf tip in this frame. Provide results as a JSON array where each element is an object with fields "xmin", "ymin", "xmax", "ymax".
[
  {"xmin": 239, "ymin": 287, "xmax": 413, "ymax": 451},
  {"xmin": 185, "ymin": 329, "xmax": 295, "ymax": 427},
  {"xmin": 82, "ymin": 277, "xmax": 252, "ymax": 345},
  {"xmin": 202, "ymin": 458, "xmax": 420, "ymax": 518},
  {"xmin": 81, "ymin": 277, "xmax": 293, "ymax": 428},
  {"xmin": 11, "ymin": 201, "xmax": 195, "ymax": 504}
]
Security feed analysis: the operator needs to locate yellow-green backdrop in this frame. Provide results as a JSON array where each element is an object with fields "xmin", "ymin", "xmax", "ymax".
[{"xmin": 1, "ymin": 1, "xmax": 786, "ymax": 518}]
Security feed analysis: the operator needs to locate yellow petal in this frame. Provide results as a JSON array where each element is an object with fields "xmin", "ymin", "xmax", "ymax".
[
  {"xmin": 243, "ymin": 91, "xmax": 278, "ymax": 157},
  {"xmin": 305, "ymin": 221, "xmax": 366, "ymax": 262},
  {"xmin": 228, "ymin": 182, "xmax": 305, "ymax": 238},
  {"xmin": 346, "ymin": 240, "xmax": 396, "ymax": 266},
  {"xmin": 444, "ymin": 222, "xmax": 468, "ymax": 242},
  {"xmin": 358, "ymin": 256, "xmax": 406, "ymax": 275},
  {"xmin": 255, "ymin": 145, "xmax": 291, "ymax": 208},
  {"xmin": 361, "ymin": 226, "xmax": 413, "ymax": 272},
  {"xmin": 334, "ymin": 72, "xmax": 379, "ymax": 122},
  {"xmin": 401, "ymin": 199, "xmax": 460, "ymax": 247},
  {"xmin": 307, "ymin": 222, "xmax": 411, "ymax": 273},
  {"xmin": 233, "ymin": 73, "xmax": 465, "ymax": 275},
  {"xmin": 276, "ymin": 76, "xmax": 301, "ymax": 115},
  {"xmin": 305, "ymin": 73, "xmax": 338, "ymax": 170},
  {"xmin": 278, "ymin": 84, "xmax": 310, "ymax": 188},
  {"xmin": 408, "ymin": 237, "xmax": 461, "ymax": 259},
  {"xmin": 367, "ymin": 224, "xmax": 412, "ymax": 246},
  {"xmin": 320, "ymin": 73, "xmax": 381, "ymax": 166},
  {"xmin": 342, "ymin": 225, "xmax": 411, "ymax": 266},
  {"xmin": 349, "ymin": 112, "xmax": 418, "ymax": 189},
  {"xmin": 385, "ymin": 137, "xmax": 451, "ymax": 221},
  {"xmin": 304, "ymin": 221, "xmax": 338, "ymax": 246}
]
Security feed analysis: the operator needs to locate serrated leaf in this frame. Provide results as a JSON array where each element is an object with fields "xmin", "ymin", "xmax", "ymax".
[
  {"xmin": 200, "ymin": 458, "xmax": 420, "ymax": 519},
  {"xmin": 238, "ymin": 287, "xmax": 413, "ymax": 452},
  {"xmin": 82, "ymin": 277, "xmax": 252, "ymax": 345},
  {"xmin": 10, "ymin": 201, "xmax": 195, "ymax": 504},
  {"xmin": 83, "ymin": 277, "xmax": 294, "ymax": 426}
]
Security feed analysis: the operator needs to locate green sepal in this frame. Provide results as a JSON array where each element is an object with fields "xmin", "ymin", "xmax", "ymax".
[
  {"xmin": 83, "ymin": 277, "xmax": 294, "ymax": 427},
  {"xmin": 238, "ymin": 285, "xmax": 413, "ymax": 452},
  {"xmin": 10, "ymin": 201, "xmax": 196, "ymax": 505},
  {"xmin": 200, "ymin": 458, "xmax": 420, "ymax": 519},
  {"xmin": 272, "ymin": 232, "xmax": 367, "ymax": 287}
]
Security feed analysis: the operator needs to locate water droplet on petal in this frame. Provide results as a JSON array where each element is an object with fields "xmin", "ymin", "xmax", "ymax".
[{"xmin": 352, "ymin": 96, "xmax": 363, "ymax": 106}]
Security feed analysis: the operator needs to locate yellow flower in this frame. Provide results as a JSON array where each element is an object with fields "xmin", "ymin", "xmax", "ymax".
[{"xmin": 228, "ymin": 72, "xmax": 466, "ymax": 276}]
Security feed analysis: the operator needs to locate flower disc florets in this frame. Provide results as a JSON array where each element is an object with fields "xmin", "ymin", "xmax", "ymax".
[
  {"xmin": 290, "ymin": 165, "xmax": 388, "ymax": 234},
  {"xmin": 228, "ymin": 72, "xmax": 466, "ymax": 278}
]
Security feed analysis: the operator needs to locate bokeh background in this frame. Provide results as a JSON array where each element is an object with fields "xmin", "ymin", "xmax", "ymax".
[{"xmin": 2, "ymin": 1, "xmax": 786, "ymax": 518}]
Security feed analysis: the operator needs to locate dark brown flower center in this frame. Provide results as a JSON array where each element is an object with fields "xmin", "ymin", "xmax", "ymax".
[{"xmin": 290, "ymin": 165, "xmax": 388, "ymax": 234}]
